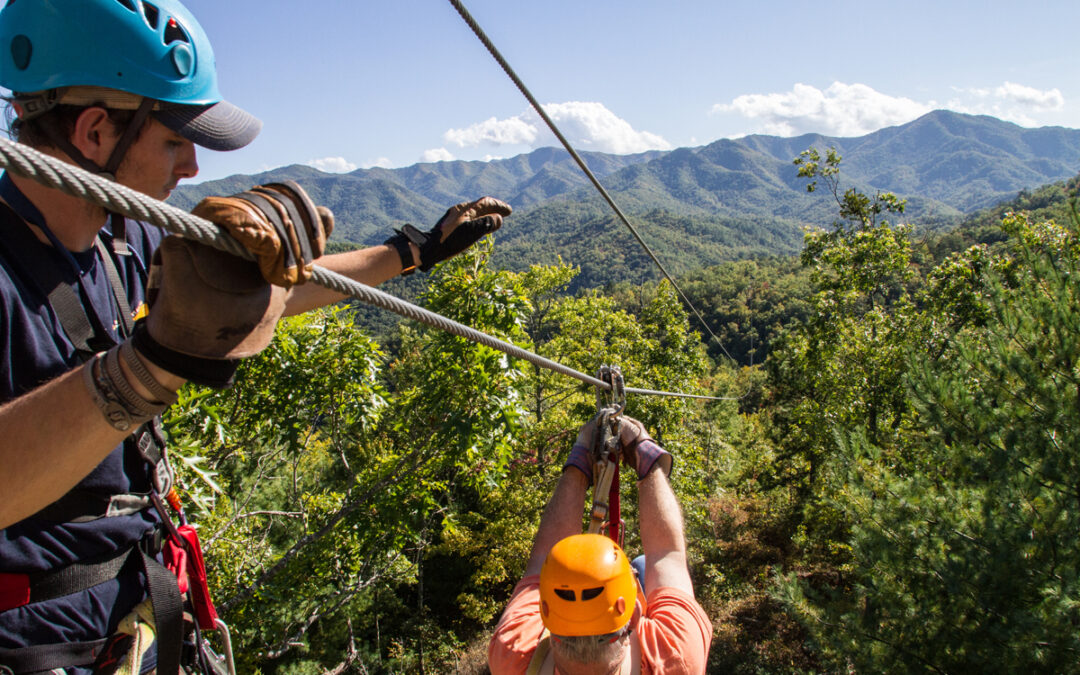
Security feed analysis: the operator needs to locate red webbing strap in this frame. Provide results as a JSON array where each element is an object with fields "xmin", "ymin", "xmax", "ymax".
[
  {"xmin": 178, "ymin": 525, "xmax": 220, "ymax": 631},
  {"xmin": 608, "ymin": 456, "xmax": 620, "ymax": 545},
  {"xmin": 164, "ymin": 523, "xmax": 219, "ymax": 631}
]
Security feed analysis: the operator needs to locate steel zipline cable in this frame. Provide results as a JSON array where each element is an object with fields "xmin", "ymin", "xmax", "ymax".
[
  {"xmin": 446, "ymin": 0, "xmax": 738, "ymax": 365},
  {"xmin": 0, "ymin": 136, "xmax": 732, "ymax": 402}
]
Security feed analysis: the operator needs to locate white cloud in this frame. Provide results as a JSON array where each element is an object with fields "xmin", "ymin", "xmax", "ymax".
[
  {"xmin": 362, "ymin": 157, "xmax": 392, "ymax": 169},
  {"xmin": 446, "ymin": 115, "xmax": 538, "ymax": 147},
  {"xmin": 421, "ymin": 147, "xmax": 455, "ymax": 163},
  {"xmin": 443, "ymin": 102, "xmax": 672, "ymax": 155},
  {"xmin": 305, "ymin": 156, "xmax": 358, "ymax": 173},
  {"xmin": 714, "ymin": 81, "xmax": 1068, "ymax": 138},
  {"xmin": 712, "ymin": 82, "xmax": 931, "ymax": 137},
  {"xmin": 995, "ymin": 82, "xmax": 1064, "ymax": 110}
]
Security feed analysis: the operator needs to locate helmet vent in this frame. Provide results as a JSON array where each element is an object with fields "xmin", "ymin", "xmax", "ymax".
[
  {"xmin": 580, "ymin": 587, "xmax": 604, "ymax": 601},
  {"xmin": 141, "ymin": 1, "xmax": 159, "ymax": 29},
  {"xmin": 164, "ymin": 17, "xmax": 189, "ymax": 45},
  {"xmin": 553, "ymin": 589, "xmax": 576, "ymax": 601},
  {"xmin": 113, "ymin": 0, "xmax": 136, "ymax": 11}
]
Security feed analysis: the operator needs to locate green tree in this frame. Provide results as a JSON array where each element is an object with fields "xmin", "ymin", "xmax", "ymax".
[
  {"xmin": 769, "ymin": 147, "xmax": 917, "ymax": 497},
  {"xmin": 772, "ymin": 159, "xmax": 1080, "ymax": 671}
]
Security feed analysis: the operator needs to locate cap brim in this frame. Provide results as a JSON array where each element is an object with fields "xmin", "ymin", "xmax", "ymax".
[{"xmin": 153, "ymin": 100, "xmax": 262, "ymax": 151}]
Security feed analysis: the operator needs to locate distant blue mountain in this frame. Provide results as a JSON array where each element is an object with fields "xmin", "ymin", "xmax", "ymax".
[{"xmin": 171, "ymin": 111, "xmax": 1080, "ymax": 286}]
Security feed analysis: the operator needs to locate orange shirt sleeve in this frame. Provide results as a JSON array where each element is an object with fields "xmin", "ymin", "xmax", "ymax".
[
  {"xmin": 636, "ymin": 586, "xmax": 713, "ymax": 675},
  {"xmin": 487, "ymin": 575, "xmax": 544, "ymax": 675}
]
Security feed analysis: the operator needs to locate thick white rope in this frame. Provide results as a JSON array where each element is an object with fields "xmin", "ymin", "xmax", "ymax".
[{"xmin": 0, "ymin": 136, "xmax": 731, "ymax": 400}]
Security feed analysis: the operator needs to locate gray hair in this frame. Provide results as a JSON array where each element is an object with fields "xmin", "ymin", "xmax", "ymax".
[{"xmin": 551, "ymin": 628, "xmax": 630, "ymax": 668}]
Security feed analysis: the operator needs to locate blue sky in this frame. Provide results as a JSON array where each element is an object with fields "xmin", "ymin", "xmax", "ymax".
[{"xmin": 184, "ymin": 0, "xmax": 1080, "ymax": 182}]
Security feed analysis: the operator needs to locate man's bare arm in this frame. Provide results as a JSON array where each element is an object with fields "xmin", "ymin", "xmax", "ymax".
[
  {"xmin": 282, "ymin": 244, "xmax": 413, "ymax": 316},
  {"xmin": 639, "ymin": 468, "xmax": 694, "ymax": 596},
  {"xmin": 524, "ymin": 468, "xmax": 589, "ymax": 577},
  {"xmin": 0, "ymin": 356, "xmax": 184, "ymax": 529}
]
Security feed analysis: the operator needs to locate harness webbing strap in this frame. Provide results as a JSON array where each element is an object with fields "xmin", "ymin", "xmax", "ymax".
[
  {"xmin": 525, "ymin": 632, "xmax": 552, "ymax": 675},
  {"xmin": 142, "ymin": 548, "xmax": 183, "ymax": 675},
  {"xmin": 32, "ymin": 489, "xmax": 151, "ymax": 523},
  {"xmin": 0, "ymin": 201, "xmax": 99, "ymax": 358},
  {"xmin": 0, "ymin": 547, "xmax": 172, "ymax": 672},
  {"xmin": 609, "ymin": 459, "xmax": 621, "ymax": 545},
  {"xmin": 94, "ymin": 228, "xmax": 135, "ymax": 336},
  {"xmin": 0, "ymin": 637, "xmax": 111, "ymax": 672},
  {"xmin": 0, "ymin": 201, "xmax": 133, "ymax": 359},
  {"xmin": 23, "ymin": 546, "xmax": 134, "ymax": 608},
  {"xmin": 45, "ymin": 277, "xmax": 97, "ymax": 357}
]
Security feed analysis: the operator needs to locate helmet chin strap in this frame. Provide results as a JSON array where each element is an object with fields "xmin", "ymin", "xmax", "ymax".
[
  {"xmin": 36, "ymin": 96, "xmax": 157, "ymax": 180},
  {"xmin": 102, "ymin": 97, "xmax": 156, "ymax": 177}
]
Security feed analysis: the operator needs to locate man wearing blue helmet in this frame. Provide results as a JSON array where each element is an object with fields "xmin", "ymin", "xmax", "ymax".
[{"xmin": 0, "ymin": 1, "xmax": 511, "ymax": 673}]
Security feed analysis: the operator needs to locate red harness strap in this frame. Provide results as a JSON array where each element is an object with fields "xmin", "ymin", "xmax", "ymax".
[
  {"xmin": 608, "ymin": 461, "xmax": 621, "ymax": 545},
  {"xmin": 164, "ymin": 524, "xmax": 219, "ymax": 631}
]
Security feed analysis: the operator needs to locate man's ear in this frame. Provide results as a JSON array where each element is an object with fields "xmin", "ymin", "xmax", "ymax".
[{"xmin": 69, "ymin": 106, "xmax": 115, "ymax": 165}]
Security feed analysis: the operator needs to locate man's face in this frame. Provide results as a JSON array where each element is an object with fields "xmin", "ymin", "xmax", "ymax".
[{"xmin": 113, "ymin": 118, "xmax": 199, "ymax": 201}]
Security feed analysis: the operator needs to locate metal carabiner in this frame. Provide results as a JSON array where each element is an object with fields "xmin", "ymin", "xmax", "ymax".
[
  {"xmin": 589, "ymin": 366, "xmax": 627, "ymax": 542},
  {"xmin": 595, "ymin": 365, "xmax": 626, "ymax": 419},
  {"xmin": 214, "ymin": 618, "xmax": 237, "ymax": 675}
]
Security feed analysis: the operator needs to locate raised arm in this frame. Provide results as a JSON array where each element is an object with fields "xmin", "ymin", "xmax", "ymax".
[
  {"xmin": 523, "ymin": 468, "xmax": 589, "ymax": 577},
  {"xmin": 283, "ymin": 196, "xmax": 512, "ymax": 315},
  {"xmin": 522, "ymin": 417, "xmax": 603, "ymax": 576},
  {"xmin": 638, "ymin": 467, "xmax": 693, "ymax": 595},
  {"xmin": 617, "ymin": 416, "xmax": 692, "ymax": 595}
]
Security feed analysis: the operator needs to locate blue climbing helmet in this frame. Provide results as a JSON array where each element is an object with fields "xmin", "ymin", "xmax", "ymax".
[{"xmin": 0, "ymin": 0, "xmax": 260, "ymax": 154}]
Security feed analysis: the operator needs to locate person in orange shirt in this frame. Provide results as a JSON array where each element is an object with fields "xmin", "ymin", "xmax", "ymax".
[{"xmin": 488, "ymin": 416, "xmax": 712, "ymax": 674}]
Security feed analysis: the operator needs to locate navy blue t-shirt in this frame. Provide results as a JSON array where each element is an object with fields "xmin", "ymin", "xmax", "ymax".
[{"xmin": 0, "ymin": 173, "xmax": 165, "ymax": 667}]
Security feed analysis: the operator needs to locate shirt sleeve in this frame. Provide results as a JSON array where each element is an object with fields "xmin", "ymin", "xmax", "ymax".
[
  {"xmin": 636, "ymin": 586, "xmax": 713, "ymax": 675},
  {"xmin": 488, "ymin": 575, "xmax": 545, "ymax": 675}
]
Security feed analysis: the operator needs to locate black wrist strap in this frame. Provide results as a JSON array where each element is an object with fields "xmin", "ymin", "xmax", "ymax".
[
  {"xmin": 384, "ymin": 226, "xmax": 426, "ymax": 276},
  {"xmin": 130, "ymin": 322, "xmax": 239, "ymax": 389}
]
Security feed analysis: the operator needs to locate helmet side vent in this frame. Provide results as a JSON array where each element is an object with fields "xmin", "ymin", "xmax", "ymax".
[
  {"xmin": 163, "ymin": 17, "xmax": 189, "ymax": 44},
  {"xmin": 114, "ymin": 0, "xmax": 136, "ymax": 11},
  {"xmin": 141, "ymin": 1, "xmax": 159, "ymax": 29}
]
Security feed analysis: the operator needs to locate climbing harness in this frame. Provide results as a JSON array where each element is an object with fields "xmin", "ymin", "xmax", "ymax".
[{"xmin": 587, "ymin": 366, "xmax": 625, "ymax": 545}]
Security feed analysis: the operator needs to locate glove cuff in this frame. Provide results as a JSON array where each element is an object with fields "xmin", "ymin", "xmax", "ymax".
[
  {"xmin": 563, "ymin": 444, "xmax": 594, "ymax": 483},
  {"xmin": 627, "ymin": 439, "xmax": 673, "ymax": 480},
  {"xmin": 384, "ymin": 229, "xmax": 421, "ymax": 276},
  {"xmin": 131, "ymin": 322, "xmax": 239, "ymax": 390}
]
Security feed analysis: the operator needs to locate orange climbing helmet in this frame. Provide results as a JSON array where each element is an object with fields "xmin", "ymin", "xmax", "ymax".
[{"xmin": 539, "ymin": 533, "xmax": 636, "ymax": 636}]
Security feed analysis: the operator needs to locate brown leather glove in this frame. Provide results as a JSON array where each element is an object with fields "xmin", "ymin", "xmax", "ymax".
[
  {"xmin": 131, "ymin": 236, "xmax": 286, "ymax": 388},
  {"xmin": 190, "ymin": 180, "xmax": 334, "ymax": 287},
  {"xmin": 617, "ymin": 416, "xmax": 673, "ymax": 480},
  {"xmin": 385, "ymin": 197, "xmax": 512, "ymax": 274}
]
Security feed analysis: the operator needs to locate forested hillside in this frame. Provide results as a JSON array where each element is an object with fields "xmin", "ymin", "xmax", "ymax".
[
  {"xmin": 171, "ymin": 111, "xmax": 1080, "ymax": 291},
  {"xmin": 164, "ymin": 128, "xmax": 1080, "ymax": 672}
]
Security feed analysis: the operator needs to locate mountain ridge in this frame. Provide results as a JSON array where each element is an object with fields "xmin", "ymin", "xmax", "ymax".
[{"xmin": 170, "ymin": 111, "xmax": 1080, "ymax": 287}]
